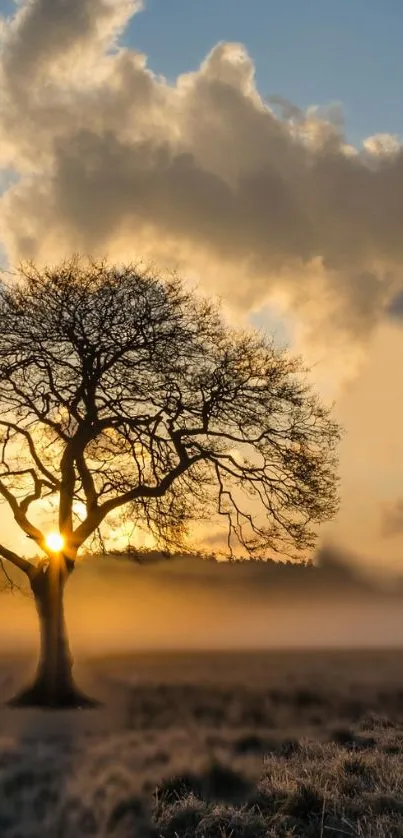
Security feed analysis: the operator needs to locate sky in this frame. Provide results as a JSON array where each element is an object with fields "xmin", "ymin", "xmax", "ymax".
[
  {"xmin": 127, "ymin": 0, "xmax": 403, "ymax": 147},
  {"xmin": 0, "ymin": 1, "xmax": 403, "ymax": 574}
]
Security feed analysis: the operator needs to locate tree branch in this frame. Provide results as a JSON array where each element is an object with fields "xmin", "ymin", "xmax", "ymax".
[
  {"xmin": 59, "ymin": 445, "xmax": 76, "ymax": 537},
  {"xmin": 0, "ymin": 478, "xmax": 45, "ymax": 545},
  {"xmin": 0, "ymin": 543, "xmax": 34, "ymax": 577},
  {"xmin": 75, "ymin": 449, "xmax": 98, "ymax": 512},
  {"xmin": 0, "ymin": 420, "xmax": 60, "ymax": 488},
  {"xmin": 73, "ymin": 453, "xmax": 202, "ymax": 545}
]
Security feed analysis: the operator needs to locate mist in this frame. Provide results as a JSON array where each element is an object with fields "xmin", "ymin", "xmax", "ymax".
[{"xmin": 2, "ymin": 549, "xmax": 403, "ymax": 657}]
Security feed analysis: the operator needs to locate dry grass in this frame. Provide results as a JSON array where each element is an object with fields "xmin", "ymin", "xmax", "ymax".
[{"xmin": 1, "ymin": 649, "xmax": 403, "ymax": 836}]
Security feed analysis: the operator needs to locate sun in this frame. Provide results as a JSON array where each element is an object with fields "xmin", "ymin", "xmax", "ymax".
[{"xmin": 45, "ymin": 532, "xmax": 65, "ymax": 553}]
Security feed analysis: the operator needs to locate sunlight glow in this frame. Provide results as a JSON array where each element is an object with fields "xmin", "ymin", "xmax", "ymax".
[{"xmin": 45, "ymin": 532, "xmax": 65, "ymax": 553}]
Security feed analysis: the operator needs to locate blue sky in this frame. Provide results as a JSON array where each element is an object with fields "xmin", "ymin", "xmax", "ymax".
[{"xmin": 125, "ymin": 0, "xmax": 403, "ymax": 147}]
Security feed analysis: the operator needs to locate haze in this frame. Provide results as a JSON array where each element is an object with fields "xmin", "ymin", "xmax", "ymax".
[{"xmin": 1, "ymin": 553, "xmax": 403, "ymax": 656}]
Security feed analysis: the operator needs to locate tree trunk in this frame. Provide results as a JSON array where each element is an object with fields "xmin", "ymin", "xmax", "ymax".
[{"xmin": 8, "ymin": 559, "xmax": 98, "ymax": 709}]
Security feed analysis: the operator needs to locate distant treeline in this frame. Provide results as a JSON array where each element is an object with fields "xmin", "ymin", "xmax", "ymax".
[
  {"xmin": 82, "ymin": 546, "xmax": 403, "ymax": 600},
  {"xmin": 88, "ymin": 546, "xmax": 315, "ymax": 569}
]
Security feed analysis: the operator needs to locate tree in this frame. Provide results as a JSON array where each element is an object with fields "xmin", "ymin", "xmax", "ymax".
[{"xmin": 0, "ymin": 259, "xmax": 340, "ymax": 707}]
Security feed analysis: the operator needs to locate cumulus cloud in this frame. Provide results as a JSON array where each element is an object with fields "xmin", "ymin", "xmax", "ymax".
[
  {"xmin": 2, "ymin": 0, "xmax": 142, "ymax": 81},
  {"xmin": 0, "ymin": 0, "xmax": 403, "ymax": 360}
]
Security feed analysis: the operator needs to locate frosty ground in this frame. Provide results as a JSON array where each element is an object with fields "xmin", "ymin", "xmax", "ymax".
[{"xmin": 2, "ymin": 649, "xmax": 403, "ymax": 837}]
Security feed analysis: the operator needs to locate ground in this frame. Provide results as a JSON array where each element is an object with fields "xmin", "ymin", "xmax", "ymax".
[{"xmin": 1, "ymin": 649, "xmax": 403, "ymax": 836}]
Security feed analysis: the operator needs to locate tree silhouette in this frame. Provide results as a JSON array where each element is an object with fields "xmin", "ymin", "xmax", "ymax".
[{"xmin": 0, "ymin": 259, "xmax": 340, "ymax": 707}]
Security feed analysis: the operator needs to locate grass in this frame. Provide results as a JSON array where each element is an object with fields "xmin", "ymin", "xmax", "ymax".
[
  {"xmin": 1, "ymin": 649, "xmax": 403, "ymax": 835},
  {"xmin": 151, "ymin": 732, "xmax": 403, "ymax": 837}
]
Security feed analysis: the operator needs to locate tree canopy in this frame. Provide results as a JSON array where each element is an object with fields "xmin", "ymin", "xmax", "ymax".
[{"xmin": 0, "ymin": 259, "xmax": 340, "ymax": 584}]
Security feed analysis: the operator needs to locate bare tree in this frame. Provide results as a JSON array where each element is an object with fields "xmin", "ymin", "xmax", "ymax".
[{"xmin": 0, "ymin": 259, "xmax": 340, "ymax": 707}]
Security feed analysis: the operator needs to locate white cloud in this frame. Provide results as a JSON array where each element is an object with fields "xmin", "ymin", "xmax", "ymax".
[{"xmin": 363, "ymin": 133, "xmax": 401, "ymax": 156}]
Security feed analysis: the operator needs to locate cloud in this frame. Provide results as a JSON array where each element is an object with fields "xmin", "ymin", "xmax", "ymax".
[
  {"xmin": 2, "ymin": 0, "xmax": 142, "ymax": 82},
  {"xmin": 386, "ymin": 289, "xmax": 403, "ymax": 320},
  {"xmin": 380, "ymin": 499, "xmax": 403, "ymax": 537},
  {"xmin": 0, "ymin": 0, "xmax": 403, "ymax": 361}
]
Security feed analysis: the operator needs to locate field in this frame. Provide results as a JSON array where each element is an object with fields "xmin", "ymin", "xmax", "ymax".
[{"xmin": 1, "ymin": 650, "xmax": 403, "ymax": 836}]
